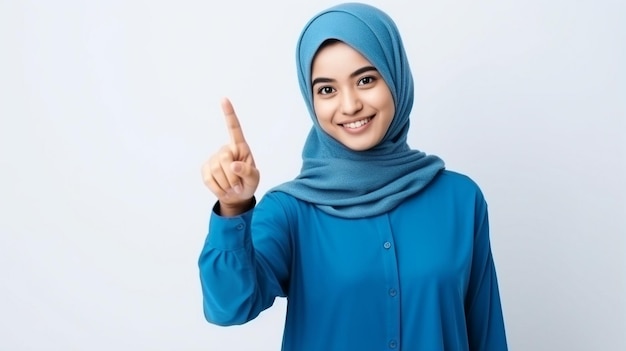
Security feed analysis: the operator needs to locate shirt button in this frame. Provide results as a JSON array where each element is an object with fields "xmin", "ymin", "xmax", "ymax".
[
  {"xmin": 383, "ymin": 241, "xmax": 391, "ymax": 249},
  {"xmin": 389, "ymin": 288, "xmax": 397, "ymax": 297},
  {"xmin": 236, "ymin": 224, "xmax": 244, "ymax": 230},
  {"xmin": 388, "ymin": 340, "xmax": 397, "ymax": 349}
]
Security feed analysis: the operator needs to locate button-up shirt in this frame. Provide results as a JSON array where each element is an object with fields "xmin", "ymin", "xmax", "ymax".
[{"xmin": 199, "ymin": 171, "xmax": 508, "ymax": 350}]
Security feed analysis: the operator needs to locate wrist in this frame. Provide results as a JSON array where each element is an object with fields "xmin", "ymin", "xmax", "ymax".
[{"xmin": 218, "ymin": 198, "xmax": 255, "ymax": 217}]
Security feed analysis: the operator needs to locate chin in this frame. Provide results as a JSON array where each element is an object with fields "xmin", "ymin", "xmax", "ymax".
[{"xmin": 343, "ymin": 141, "xmax": 378, "ymax": 152}]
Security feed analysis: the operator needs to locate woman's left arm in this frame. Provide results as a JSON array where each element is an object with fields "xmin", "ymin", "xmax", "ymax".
[{"xmin": 465, "ymin": 198, "xmax": 508, "ymax": 351}]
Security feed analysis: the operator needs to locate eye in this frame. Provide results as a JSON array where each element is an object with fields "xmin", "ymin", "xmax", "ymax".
[
  {"xmin": 317, "ymin": 86, "xmax": 336, "ymax": 95},
  {"xmin": 358, "ymin": 76, "xmax": 377, "ymax": 86}
]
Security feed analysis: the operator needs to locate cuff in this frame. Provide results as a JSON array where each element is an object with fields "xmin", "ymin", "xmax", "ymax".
[{"xmin": 207, "ymin": 198, "xmax": 256, "ymax": 250}]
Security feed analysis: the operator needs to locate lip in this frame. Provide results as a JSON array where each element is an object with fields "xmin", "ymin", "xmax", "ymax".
[{"xmin": 339, "ymin": 115, "xmax": 375, "ymax": 134}]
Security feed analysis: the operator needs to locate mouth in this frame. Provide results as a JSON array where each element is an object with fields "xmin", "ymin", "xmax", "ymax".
[{"xmin": 340, "ymin": 116, "xmax": 373, "ymax": 130}]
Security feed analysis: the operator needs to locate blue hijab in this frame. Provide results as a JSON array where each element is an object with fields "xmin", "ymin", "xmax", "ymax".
[{"xmin": 270, "ymin": 2, "xmax": 445, "ymax": 218}]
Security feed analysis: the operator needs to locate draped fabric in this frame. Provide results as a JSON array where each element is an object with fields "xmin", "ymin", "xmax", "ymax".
[{"xmin": 270, "ymin": 2, "xmax": 445, "ymax": 218}]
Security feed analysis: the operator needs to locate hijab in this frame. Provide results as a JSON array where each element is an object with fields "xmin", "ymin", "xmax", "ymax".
[{"xmin": 269, "ymin": 2, "xmax": 445, "ymax": 218}]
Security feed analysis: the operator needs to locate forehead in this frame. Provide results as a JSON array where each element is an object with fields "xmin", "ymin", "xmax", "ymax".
[{"xmin": 311, "ymin": 41, "xmax": 373, "ymax": 76}]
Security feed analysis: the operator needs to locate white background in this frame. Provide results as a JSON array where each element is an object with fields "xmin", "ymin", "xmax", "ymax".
[{"xmin": 1, "ymin": 0, "xmax": 624, "ymax": 350}]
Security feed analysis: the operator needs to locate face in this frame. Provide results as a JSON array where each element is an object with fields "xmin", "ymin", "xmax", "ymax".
[{"xmin": 311, "ymin": 41, "xmax": 395, "ymax": 151}]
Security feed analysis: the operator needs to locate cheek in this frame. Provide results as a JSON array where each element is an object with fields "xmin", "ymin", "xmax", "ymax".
[
  {"xmin": 379, "ymin": 91, "xmax": 395, "ymax": 118},
  {"xmin": 313, "ymin": 99, "xmax": 334, "ymax": 124},
  {"xmin": 380, "ymin": 90, "xmax": 395, "ymax": 109},
  {"xmin": 376, "ymin": 91, "xmax": 395, "ymax": 130}
]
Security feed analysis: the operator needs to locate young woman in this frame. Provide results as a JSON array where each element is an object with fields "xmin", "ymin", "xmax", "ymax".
[{"xmin": 199, "ymin": 3, "xmax": 508, "ymax": 350}]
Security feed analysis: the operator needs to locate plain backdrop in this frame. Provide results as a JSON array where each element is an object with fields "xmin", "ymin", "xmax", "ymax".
[{"xmin": 1, "ymin": 0, "xmax": 624, "ymax": 350}]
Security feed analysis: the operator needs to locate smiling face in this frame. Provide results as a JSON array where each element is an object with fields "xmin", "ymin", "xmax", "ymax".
[{"xmin": 311, "ymin": 41, "xmax": 395, "ymax": 151}]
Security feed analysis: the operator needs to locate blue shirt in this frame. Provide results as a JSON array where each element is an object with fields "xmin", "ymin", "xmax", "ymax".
[{"xmin": 198, "ymin": 171, "xmax": 508, "ymax": 350}]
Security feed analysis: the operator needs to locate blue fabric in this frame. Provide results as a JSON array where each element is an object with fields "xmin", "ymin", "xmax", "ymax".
[
  {"xmin": 199, "ymin": 171, "xmax": 508, "ymax": 350},
  {"xmin": 269, "ymin": 2, "xmax": 445, "ymax": 218}
]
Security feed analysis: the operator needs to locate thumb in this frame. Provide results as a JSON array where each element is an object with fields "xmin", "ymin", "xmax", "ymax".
[{"xmin": 230, "ymin": 161, "xmax": 245, "ymax": 174}]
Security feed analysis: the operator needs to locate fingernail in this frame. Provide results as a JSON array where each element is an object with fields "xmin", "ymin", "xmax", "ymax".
[
  {"xmin": 231, "ymin": 163, "xmax": 242, "ymax": 173},
  {"xmin": 233, "ymin": 184, "xmax": 242, "ymax": 194}
]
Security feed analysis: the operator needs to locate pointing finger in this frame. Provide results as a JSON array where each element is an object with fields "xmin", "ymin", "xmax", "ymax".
[{"xmin": 221, "ymin": 97, "xmax": 247, "ymax": 145}]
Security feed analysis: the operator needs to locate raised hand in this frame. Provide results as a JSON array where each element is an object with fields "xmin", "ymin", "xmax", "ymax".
[{"xmin": 202, "ymin": 98, "xmax": 260, "ymax": 216}]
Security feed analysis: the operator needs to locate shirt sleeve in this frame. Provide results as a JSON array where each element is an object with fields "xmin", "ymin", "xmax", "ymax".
[
  {"xmin": 198, "ymin": 194, "xmax": 291, "ymax": 326},
  {"xmin": 465, "ymin": 196, "xmax": 509, "ymax": 350}
]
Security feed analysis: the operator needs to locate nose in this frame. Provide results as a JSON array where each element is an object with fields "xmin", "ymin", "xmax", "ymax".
[{"xmin": 340, "ymin": 89, "xmax": 363, "ymax": 115}]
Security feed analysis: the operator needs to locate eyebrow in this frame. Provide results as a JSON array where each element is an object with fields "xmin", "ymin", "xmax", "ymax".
[{"xmin": 311, "ymin": 66, "xmax": 378, "ymax": 87}]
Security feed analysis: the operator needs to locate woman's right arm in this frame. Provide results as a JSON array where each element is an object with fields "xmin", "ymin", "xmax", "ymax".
[
  {"xmin": 198, "ymin": 98, "xmax": 289, "ymax": 325},
  {"xmin": 198, "ymin": 194, "xmax": 291, "ymax": 326}
]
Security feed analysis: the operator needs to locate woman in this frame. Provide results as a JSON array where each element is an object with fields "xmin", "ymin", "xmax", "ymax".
[{"xmin": 199, "ymin": 3, "xmax": 508, "ymax": 350}]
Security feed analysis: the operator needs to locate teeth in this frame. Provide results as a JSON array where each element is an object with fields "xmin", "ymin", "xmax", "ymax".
[{"xmin": 344, "ymin": 117, "xmax": 371, "ymax": 129}]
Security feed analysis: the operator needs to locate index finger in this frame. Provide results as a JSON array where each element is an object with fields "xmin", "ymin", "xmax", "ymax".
[{"xmin": 221, "ymin": 97, "xmax": 246, "ymax": 144}]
